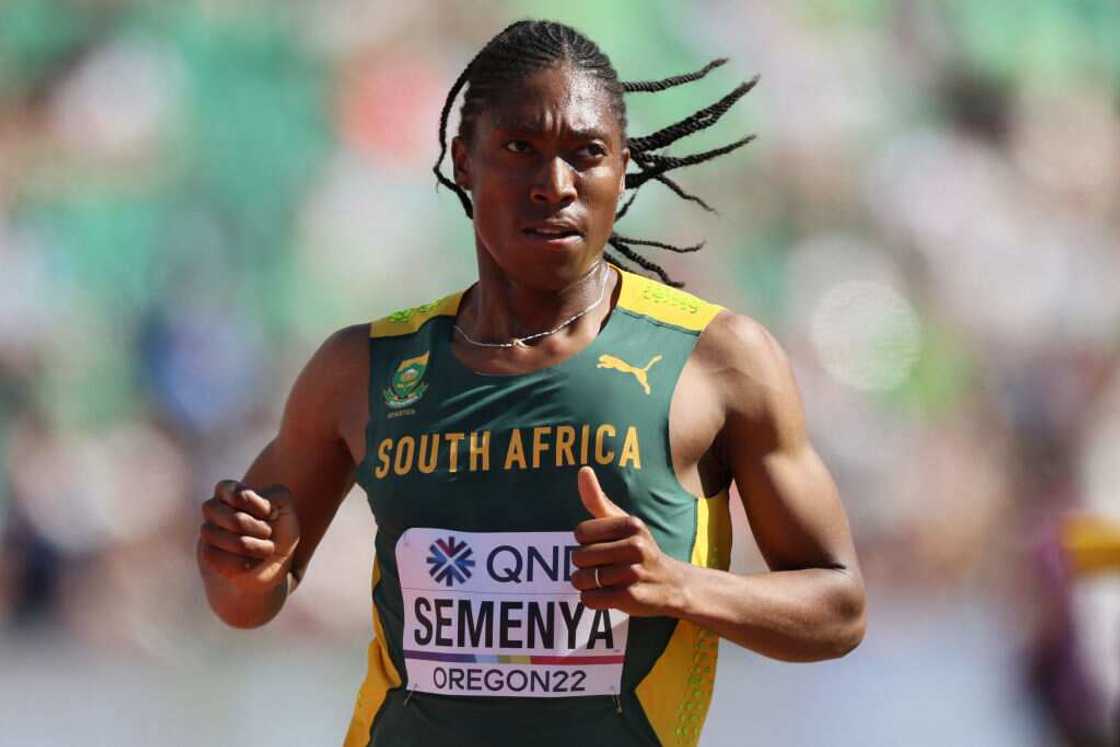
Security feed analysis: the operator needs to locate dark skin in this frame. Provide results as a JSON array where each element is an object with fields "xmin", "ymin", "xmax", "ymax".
[{"xmin": 197, "ymin": 64, "xmax": 866, "ymax": 662}]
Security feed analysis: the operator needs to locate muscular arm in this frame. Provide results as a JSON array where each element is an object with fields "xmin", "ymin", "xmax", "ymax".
[
  {"xmin": 198, "ymin": 324, "xmax": 368, "ymax": 628},
  {"xmin": 675, "ymin": 313, "xmax": 866, "ymax": 660},
  {"xmin": 573, "ymin": 312, "xmax": 866, "ymax": 661}
]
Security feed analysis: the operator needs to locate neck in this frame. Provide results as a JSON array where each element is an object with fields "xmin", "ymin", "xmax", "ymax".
[{"xmin": 464, "ymin": 250, "xmax": 613, "ymax": 344}]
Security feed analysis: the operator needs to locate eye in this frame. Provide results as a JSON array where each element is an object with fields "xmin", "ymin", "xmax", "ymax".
[
  {"xmin": 578, "ymin": 143, "xmax": 608, "ymax": 158},
  {"xmin": 504, "ymin": 140, "xmax": 531, "ymax": 154}
]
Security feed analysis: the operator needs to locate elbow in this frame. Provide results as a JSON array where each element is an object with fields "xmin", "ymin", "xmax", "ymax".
[
  {"xmin": 205, "ymin": 599, "xmax": 267, "ymax": 630},
  {"xmin": 201, "ymin": 583, "xmax": 283, "ymax": 630},
  {"xmin": 830, "ymin": 607, "xmax": 866, "ymax": 659},
  {"xmin": 209, "ymin": 596, "xmax": 285, "ymax": 630},
  {"xmin": 825, "ymin": 571, "xmax": 867, "ymax": 659},
  {"xmin": 218, "ymin": 611, "xmax": 271, "ymax": 630}
]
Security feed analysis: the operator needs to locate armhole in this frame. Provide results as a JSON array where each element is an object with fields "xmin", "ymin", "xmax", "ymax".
[
  {"xmin": 662, "ymin": 308, "xmax": 729, "ymax": 502},
  {"xmin": 634, "ymin": 486, "xmax": 730, "ymax": 747},
  {"xmin": 366, "ymin": 322, "xmax": 380, "ymax": 424},
  {"xmin": 343, "ymin": 558, "xmax": 403, "ymax": 747}
]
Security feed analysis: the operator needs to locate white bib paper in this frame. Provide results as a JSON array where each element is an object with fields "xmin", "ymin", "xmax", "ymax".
[{"xmin": 395, "ymin": 527, "xmax": 630, "ymax": 698}]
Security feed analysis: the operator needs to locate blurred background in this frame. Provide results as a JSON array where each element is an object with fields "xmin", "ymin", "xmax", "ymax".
[{"xmin": 1, "ymin": 1, "xmax": 1118, "ymax": 744}]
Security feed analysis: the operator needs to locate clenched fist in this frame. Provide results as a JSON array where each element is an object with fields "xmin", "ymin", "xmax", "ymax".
[
  {"xmin": 569, "ymin": 466, "xmax": 688, "ymax": 618},
  {"xmin": 197, "ymin": 480, "xmax": 300, "ymax": 594}
]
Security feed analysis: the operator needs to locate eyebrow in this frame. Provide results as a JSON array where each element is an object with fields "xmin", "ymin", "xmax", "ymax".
[{"xmin": 492, "ymin": 120, "xmax": 614, "ymax": 142}]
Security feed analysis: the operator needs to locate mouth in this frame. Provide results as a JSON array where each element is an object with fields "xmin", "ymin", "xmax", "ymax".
[{"xmin": 522, "ymin": 224, "xmax": 584, "ymax": 247}]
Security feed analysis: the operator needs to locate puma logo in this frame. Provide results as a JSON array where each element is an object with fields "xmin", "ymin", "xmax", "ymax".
[{"xmin": 597, "ymin": 354, "xmax": 663, "ymax": 395}]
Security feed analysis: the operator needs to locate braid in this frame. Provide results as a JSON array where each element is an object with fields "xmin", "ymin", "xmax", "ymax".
[
  {"xmin": 608, "ymin": 237, "xmax": 683, "ymax": 287},
  {"xmin": 626, "ymin": 76, "xmax": 758, "ymax": 152},
  {"xmin": 626, "ymin": 135, "xmax": 757, "ymax": 189},
  {"xmin": 622, "ymin": 58, "xmax": 728, "ymax": 93},
  {"xmin": 433, "ymin": 61, "xmax": 477, "ymax": 218},
  {"xmin": 615, "ymin": 191, "xmax": 639, "ymax": 221},
  {"xmin": 609, "ymin": 60, "xmax": 756, "ymax": 284},
  {"xmin": 612, "ymin": 234, "xmax": 705, "ymax": 253},
  {"xmin": 631, "ymin": 153, "xmax": 716, "ymax": 212},
  {"xmin": 433, "ymin": 20, "xmax": 757, "ymax": 288}
]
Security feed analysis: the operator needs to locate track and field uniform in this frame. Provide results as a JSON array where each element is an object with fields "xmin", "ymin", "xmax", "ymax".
[{"xmin": 343, "ymin": 267, "xmax": 732, "ymax": 747}]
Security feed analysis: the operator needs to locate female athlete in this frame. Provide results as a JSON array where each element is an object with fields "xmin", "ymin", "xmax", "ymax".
[{"xmin": 197, "ymin": 19, "xmax": 866, "ymax": 747}]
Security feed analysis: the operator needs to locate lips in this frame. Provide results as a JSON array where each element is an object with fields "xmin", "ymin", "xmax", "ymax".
[{"xmin": 522, "ymin": 221, "xmax": 582, "ymax": 240}]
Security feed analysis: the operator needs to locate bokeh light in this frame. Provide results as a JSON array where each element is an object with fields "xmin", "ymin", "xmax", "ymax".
[{"xmin": 1, "ymin": 1, "xmax": 1118, "ymax": 744}]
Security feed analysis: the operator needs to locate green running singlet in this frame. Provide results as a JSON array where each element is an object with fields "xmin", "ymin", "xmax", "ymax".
[{"xmin": 343, "ymin": 266, "xmax": 732, "ymax": 747}]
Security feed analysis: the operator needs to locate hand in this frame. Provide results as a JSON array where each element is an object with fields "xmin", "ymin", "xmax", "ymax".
[
  {"xmin": 197, "ymin": 480, "xmax": 300, "ymax": 594},
  {"xmin": 570, "ymin": 466, "xmax": 688, "ymax": 617}
]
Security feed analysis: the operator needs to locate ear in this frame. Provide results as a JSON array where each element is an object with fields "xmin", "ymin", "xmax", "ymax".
[{"xmin": 451, "ymin": 136, "xmax": 471, "ymax": 191}]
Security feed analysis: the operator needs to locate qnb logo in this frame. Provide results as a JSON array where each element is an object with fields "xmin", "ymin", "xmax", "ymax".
[{"xmin": 426, "ymin": 535, "xmax": 475, "ymax": 587}]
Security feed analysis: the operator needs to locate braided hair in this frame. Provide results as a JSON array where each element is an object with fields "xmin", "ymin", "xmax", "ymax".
[{"xmin": 433, "ymin": 19, "xmax": 756, "ymax": 287}]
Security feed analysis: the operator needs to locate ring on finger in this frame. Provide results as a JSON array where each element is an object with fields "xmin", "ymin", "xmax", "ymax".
[{"xmin": 593, "ymin": 567, "xmax": 602, "ymax": 589}]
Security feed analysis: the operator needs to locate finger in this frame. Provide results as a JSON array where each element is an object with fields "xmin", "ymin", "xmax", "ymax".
[
  {"xmin": 574, "ymin": 514, "xmax": 646, "ymax": 546},
  {"xmin": 213, "ymin": 480, "xmax": 242, "ymax": 506},
  {"xmin": 580, "ymin": 587, "xmax": 626, "ymax": 611},
  {"xmin": 215, "ymin": 482, "xmax": 272, "ymax": 520},
  {"xmin": 578, "ymin": 466, "xmax": 627, "ymax": 519},
  {"xmin": 199, "ymin": 522, "xmax": 276, "ymax": 559},
  {"xmin": 571, "ymin": 537, "xmax": 646, "ymax": 569},
  {"xmin": 570, "ymin": 563, "xmax": 641, "ymax": 592},
  {"xmin": 201, "ymin": 500, "xmax": 273, "ymax": 539},
  {"xmin": 258, "ymin": 484, "xmax": 293, "ymax": 522}
]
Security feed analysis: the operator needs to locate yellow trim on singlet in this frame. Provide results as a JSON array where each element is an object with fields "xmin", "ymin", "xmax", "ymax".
[
  {"xmin": 635, "ymin": 489, "xmax": 732, "ymax": 747},
  {"xmin": 370, "ymin": 292, "xmax": 464, "ymax": 339},
  {"xmin": 614, "ymin": 268, "xmax": 724, "ymax": 332},
  {"xmin": 343, "ymin": 559, "xmax": 402, "ymax": 747},
  {"xmin": 369, "ymin": 266, "xmax": 721, "ymax": 341}
]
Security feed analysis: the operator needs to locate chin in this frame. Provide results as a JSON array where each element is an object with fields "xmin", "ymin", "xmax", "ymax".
[
  {"xmin": 485, "ymin": 239, "xmax": 599, "ymax": 290},
  {"xmin": 527, "ymin": 248, "xmax": 603, "ymax": 289}
]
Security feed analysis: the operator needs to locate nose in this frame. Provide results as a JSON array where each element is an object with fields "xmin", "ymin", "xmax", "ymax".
[{"xmin": 530, "ymin": 156, "xmax": 577, "ymax": 206}]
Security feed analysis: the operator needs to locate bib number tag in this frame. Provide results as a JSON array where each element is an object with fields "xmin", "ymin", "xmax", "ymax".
[{"xmin": 396, "ymin": 528, "xmax": 629, "ymax": 698}]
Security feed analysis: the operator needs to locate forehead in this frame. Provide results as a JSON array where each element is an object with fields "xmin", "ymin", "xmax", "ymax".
[{"xmin": 480, "ymin": 65, "xmax": 621, "ymax": 139}]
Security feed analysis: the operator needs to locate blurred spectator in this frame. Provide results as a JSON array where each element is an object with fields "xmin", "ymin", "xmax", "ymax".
[{"xmin": 0, "ymin": 1, "xmax": 1117, "ymax": 744}]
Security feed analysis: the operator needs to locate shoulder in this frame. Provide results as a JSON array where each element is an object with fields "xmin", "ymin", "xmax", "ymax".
[
  {"xmin": 308, "ymin": 323, "xmax": 370, "ymax": 375},
  {"xmin": 692, "ymin": 310, "xmax": 801, "ymax": 423},
  {"xmin": 270, "ymin": 323, "xmax": 372, "ymax": 446},
  {"xmin": 283, "ymin": 323, "xmax": 369, "ymax": 417},
  {"xmin": 694, "ymin": 310, "xmax": 789, "ymax": 377}
]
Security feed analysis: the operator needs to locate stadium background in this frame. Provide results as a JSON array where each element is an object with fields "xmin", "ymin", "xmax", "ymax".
[{"xmin": 1, "ymin": 1, "xmax": 1118, "ymax": 744}]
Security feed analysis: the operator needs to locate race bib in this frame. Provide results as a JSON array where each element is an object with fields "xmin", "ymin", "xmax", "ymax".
[{"xmin": 395, "ymin": 528, "xmax": 630, "ymax": 698}]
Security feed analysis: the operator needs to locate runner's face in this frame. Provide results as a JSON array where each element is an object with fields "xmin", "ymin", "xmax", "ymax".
[{"xmin": 453, "ymin": 65, "xmax": 629, "ymax": 289}]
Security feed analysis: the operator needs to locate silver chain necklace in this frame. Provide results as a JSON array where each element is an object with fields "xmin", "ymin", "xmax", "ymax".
[{"xmin": 454, "ymin": 265, "xmax": 611, "ymax": 349}]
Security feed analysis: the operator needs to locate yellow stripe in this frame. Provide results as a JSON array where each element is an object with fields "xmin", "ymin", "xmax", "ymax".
[
  {"xmin": 342, "ymin": 559, "xmax": 402, "ymax": 747},
  {"xmin": 1062, "ymin": 515, "xmax": 1120, "ymax": 575},
  {"xmin": 690, "ymin": 488, "xmax": 732, "ymax": 570},
  {"xmin": 635, "ymin": 489, "xmax": 731, "ymax": 747},
  {"xmin": 370, "ymin": 291, "xmax": 464, "ymax": 339},
  {"xmin": 369, "ymin": 268, "xmax": 722, "ymax": 338},
  {"xmin": 614, "ymin": 267, "xmax": 724, "ymax": 332}
]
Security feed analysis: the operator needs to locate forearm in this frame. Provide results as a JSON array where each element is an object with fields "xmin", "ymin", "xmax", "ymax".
[
  {"xmin": 669, "ymin": 560, "xmax": 866, "ymax": 662},
  {"xmin": 200, "ymin": 557, "xmax": 298, "ymax": 629}
]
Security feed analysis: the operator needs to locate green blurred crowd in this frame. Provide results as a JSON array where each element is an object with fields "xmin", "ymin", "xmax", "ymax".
[{"xmin": 0, "ymin": 1, "xmax": 1118, "ymax": 743}]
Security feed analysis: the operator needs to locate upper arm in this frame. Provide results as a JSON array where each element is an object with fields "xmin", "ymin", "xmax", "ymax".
[
  {"xmin": 242, "ymin": 323, "xmax": 369, "ymax": 582},
  {"xmin": 704, "ymin": 313, "xmax": 860, "ymax": 575}
]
